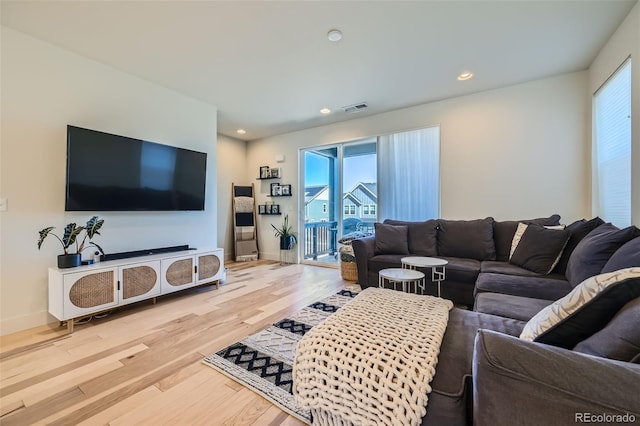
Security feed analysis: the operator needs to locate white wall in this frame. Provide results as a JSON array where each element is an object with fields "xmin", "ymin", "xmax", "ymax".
[
  {"xmin": 0, "ymin": 27, "xmax": 218, "ymax": 335},
  {"xmin": 589, "ymin": 2, "xmax": 640, "ymax": 226},
  {"xmin": 248, "ymin": 72, "xmax": 590, "ymax": 261},
  {"xmin": 216, "ymin": 134, "xmax": 249, "ymax": 259}
]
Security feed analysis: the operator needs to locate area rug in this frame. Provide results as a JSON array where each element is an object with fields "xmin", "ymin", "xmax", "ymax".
[{"xmin": 202, "ymin": 287, "xmax": 360, "ymax": 423}]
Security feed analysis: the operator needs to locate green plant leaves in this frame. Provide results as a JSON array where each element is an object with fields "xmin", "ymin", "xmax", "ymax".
[
  {"xmin": 85, "ymin": 216, "xmax": 104, "ymax": 239},
  {"xmin": 37, "ymin": 227, "xmax": 55, "ymax": 250},
  {"xmin": 62, "ymin": 223, "xmax": 84, "ymax": 249}
]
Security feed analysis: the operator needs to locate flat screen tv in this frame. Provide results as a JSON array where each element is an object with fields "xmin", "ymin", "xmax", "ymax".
[{"xmin": 65, "ymin": 125, "xmax": 207, "ymax": 211}]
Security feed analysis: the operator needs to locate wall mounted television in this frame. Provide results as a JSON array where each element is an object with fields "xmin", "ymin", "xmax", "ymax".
[{"xmin": 65, "ymin": 125, "xmax": 207, "ymax": 211}]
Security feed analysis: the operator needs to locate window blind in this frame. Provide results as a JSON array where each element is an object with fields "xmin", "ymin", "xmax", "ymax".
[{"xmin": 593, "ymin": 59, "xmax": 632, "ymax": 227}]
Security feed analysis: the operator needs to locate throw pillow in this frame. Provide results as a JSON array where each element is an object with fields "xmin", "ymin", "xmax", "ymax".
[
  {"xmin": 509, "ymin": 224, "xmax": 570, "ymax": 274},
  {"xmin": 437, "ymin": 217, "xmax": 496, "ymax": 261},
  {"xmin": 573, "ymin": 296, "xmax": 640, "ymax": 362},
  {"xmin": 374, "ymin": 223, "xmax": 410, "ymax": 255},
  {"xmin": 493, "ymin": 214, "xmax": 562, "ymax": 261},
  {"xmin": 553, "ymin": 217, "xmax": 605, "ymax": 275},
  {"xmin": 520, "ymin": 267, "xmax": 640, "ymax": 349},
  {"xmin": 601, "ymin": 237, "xmax": 640, "ymax": 273},
  {"xmin": 384, "ymin": 219, "xmax": 438, "ymax": 256},
  {"xmin": 565, "ymin": 224, "xmax": 639, "ymax": 287}
]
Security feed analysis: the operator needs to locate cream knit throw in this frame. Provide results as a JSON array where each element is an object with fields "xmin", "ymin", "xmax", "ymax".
[{"xmin": 293, "ymin": 287, "xmax": 453, "ymax": 426}]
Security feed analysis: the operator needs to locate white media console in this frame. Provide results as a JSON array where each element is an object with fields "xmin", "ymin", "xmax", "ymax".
[{"xmin": 48, "ymin": 247, "xmax": 224, "ymax": 332}]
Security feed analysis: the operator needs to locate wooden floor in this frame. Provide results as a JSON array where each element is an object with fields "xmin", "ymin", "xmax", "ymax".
[{"xmin": 0, "ymin": 260, "xmax": 349, "ymax": 425}]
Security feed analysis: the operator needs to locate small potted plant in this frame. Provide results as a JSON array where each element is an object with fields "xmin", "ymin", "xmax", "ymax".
[
  {"xmin": 271, "ymin": 214, "xmax": 297, "ymax": 250},
  {"xmin": 37, "ymin": 216, "xmax": 105, "ymax": 268}
]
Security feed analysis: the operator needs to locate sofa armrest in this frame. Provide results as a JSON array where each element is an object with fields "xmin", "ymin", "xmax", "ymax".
[
  {"xmin": 473, "ymin": 330, "xmax": 640, "ymax": 426},
  {"xmin": 352, "ymin": 235, "xmax": 376, "ymax": 286}
]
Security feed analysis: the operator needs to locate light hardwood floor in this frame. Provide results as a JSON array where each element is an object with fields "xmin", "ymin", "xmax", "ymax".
[{"xmin": 0, "ymin": 260, "xmax": 349, "ymax": 425}]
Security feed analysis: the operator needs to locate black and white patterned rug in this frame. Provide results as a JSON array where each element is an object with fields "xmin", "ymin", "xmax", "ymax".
[{"xmin": 202, "ymin": 287, "xmax": 360, "ymax": 423}]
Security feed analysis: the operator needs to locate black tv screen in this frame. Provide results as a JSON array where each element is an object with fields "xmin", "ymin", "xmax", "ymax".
[{"xmin": 65, "ymin": 125, "xmax": 207, "ymax": 211}]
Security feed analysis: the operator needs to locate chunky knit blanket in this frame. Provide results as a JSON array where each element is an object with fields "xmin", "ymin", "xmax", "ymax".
[{"xmin": 293, "ymin": 287, "xmax": 453, "ymax": 426}]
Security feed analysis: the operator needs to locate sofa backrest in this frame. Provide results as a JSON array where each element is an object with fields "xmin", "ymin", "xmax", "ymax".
[
  {"xmin": 437, "ymin": 217, "xmax": 496, "ymax": 261},
  {"xmin": 383, "ymin": 219, "xmax": 438, "ymax": 256}
]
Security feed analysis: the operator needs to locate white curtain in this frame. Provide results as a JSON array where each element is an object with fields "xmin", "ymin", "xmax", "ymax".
[
  {"xmin": 378, "ymin": 126, "xmax": 440, "ymax": 221},
  {"xmin": 593, "ymin": 59, "xmax": 631, "ymax": 227}
]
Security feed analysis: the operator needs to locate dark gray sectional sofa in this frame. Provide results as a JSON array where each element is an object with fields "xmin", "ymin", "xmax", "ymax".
[
  {"xmin": 353, "ymin": 215, "xmax": 569, "ymax": 306},
  {"xmin": 351, "ymin": 216, "xmax": 640, "ymax": 425}
]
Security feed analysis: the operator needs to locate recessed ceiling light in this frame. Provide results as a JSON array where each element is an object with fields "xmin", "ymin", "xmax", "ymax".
[
  {"xmin": 327, "ymin": 29, "xmax": 342, "ymax": 42},
  {"xmin": 320, "ymin": 108, "xmax": 331, "ymax": 115},
  {"xmin": 457, "ymin": 71, "xmax": 473, "ymax": 81},
  {"xmin": 236, "ymin": 129, "xmax": 246, "ymax": 135}
]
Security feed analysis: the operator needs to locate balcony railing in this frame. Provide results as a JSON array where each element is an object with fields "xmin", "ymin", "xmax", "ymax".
[{"xmin": 304, "ymin": 221, "xmax": 337, "ymax": 260}]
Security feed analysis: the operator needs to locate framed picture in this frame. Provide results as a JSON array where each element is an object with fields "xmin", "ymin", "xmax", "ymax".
[
  {"xmin": 259, "ymin": 166, "xmax": 270, "ymax": 179},
  {"xmin": 272, "ymin": 204, "xmax": 280, "ymax": 214},
  {"xmin": 281, "ymin": 184, "xmax": 291, "ymax": 196},
  {"xmin": 270, "ymin": 168, "xmax": 281, "ymax": 178},
  {"xmin": 270, "ymin": 183, "xmax": 282, "ymax": 196},
  {"xmin": 266, "ymin": 204, "xmax": 272, "ymax": 214},
  {"xmin": 258, "ymin": 204, "xmax": 266, "ymax": 214}
]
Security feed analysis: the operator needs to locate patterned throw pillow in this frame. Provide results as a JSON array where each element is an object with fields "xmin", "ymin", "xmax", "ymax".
[
  {"xmin": 508, "ymin": 223, "xmax": 569, "ymax": 274},
  {"xmin": 520, "ymin": 268, "xmax": 640, "ymax": 348}
]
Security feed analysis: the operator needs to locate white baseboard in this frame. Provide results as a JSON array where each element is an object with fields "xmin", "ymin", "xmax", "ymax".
[{"xmin": 0, "ymin": 310, "xmax": 54, "ymax": 336}]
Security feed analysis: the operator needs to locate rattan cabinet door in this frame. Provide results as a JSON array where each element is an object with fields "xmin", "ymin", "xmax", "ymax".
[
  {"xmin": 160, "ymin": 255, "xmax": 195, "ymax": 294},
  {"xmin": 195, "ymin": 250, "xmax": 223, "ymax": 285},
  {"xmin": 119, "ymin": 260, "xmax": 161, "ymax": 305},
  {"xmin": 62, "ymin": 267, "xmax": 118, "ymax": 318}
]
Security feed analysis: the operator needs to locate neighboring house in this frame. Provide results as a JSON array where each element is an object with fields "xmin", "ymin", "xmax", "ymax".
[
  {"xmin": 304, "ymin": 182, "xmax": 377, "ymax": 224},
  {"xmin": 343, "ymin": 182, "xmax": 377, "ymax": 222},
  {"xmin": 304, "ymin": 185, "xmax": 329, "ymax": 222}
]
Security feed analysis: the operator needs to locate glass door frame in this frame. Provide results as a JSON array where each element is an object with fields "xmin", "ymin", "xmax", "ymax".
[
  {"xmin": 298, "ymin": 138, "xmax": 378, "ymax": 267},
  {"xmin": 299, "ymin": 144, "xmax": 342, "ymax": 267}
]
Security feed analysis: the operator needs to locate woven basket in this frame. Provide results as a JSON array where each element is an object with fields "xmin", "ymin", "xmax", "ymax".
[{"xmin": 341, "ymin": 260, "xmax": 358, "ymax": 282}]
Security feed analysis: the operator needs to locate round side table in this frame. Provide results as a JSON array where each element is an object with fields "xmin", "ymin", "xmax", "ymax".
[
  {"xmin": 378, "ymin": 268, "xmax": 425, "ymax": 294},
  {"xmin": 401, "ymin": 256, "xmax": 448, "ymax": 297}
]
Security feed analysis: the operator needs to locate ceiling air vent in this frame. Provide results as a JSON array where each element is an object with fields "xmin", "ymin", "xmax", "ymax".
[{"xmin": 342, "ymin": 102, "xmax": 369, "ymax": 114}]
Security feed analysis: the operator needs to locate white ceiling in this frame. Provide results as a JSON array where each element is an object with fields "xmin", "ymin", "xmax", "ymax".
[{"xmin": 1, "ymin": 0, "xmax": 636, "ymax": 141}]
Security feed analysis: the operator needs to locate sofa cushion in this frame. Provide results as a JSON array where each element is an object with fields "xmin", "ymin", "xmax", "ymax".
[
  {"xmin": 480, "ymin": 261, "xmax": 565, "ymax": 279},
  {"xmin": 423, "ymin": 308, "xmax": 525, "ymax": 426},
  {"xmin": 474, "ymin": 293, "xmax": 551, "ymax": 322},
  {"xmin": 553, "ymin": 217, "xmax": 605, "ymax": 275},
  {"xmin": 368, "ymin": 254, "xmax": 408, "ymax": 274},
  {"xmin": 565, "ymin": 223, "xmax": 639, "ymax": 287},
  {"xmin": 436, "ymin": 256, "xmax": 481, "ymax": 285},
  {"xmin": 493, "ymin": 214, "xmax": 561, "ymax": 262},
  {"xmin": 437, "ymin": 218, "xmax": 496, "ymax": 261},
  {"xmin": 573, "ymin": 297, "xmax": 640, "ymax": 362},
  {"xmin": 384, "ymin": 219, "xmax": 438, "ymax": 256},
  {"xmin": 374, "ymin": 223, "xmax": 409, "ymax": 255},
  {"xmin": 475, "ymin": 272, "xmax": 572, "ymax": 301},
  {"xmin": 602, "ymin": 237, "xmax": 640, "ymax": 273},
  {"xmin": 520, "ymin": 268, "xmax": 640, "ymax": 349},
  {"xmin": 509, "ymin": 224, "xmax": 570, "ymax": 274}
]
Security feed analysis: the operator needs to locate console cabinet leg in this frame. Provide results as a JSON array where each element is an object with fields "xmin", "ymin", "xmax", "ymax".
[{"xmin": 66, "ymin": 319, "xmax": 74, "ymax": 334}]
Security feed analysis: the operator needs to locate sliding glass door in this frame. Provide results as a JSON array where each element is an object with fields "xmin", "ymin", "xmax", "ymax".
[{"xmin": 301, "ymin": 140, "xmax": 377, "ymax": 266}]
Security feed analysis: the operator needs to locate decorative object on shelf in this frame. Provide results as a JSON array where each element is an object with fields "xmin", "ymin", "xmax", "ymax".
[
  {"xmin": 37, "ymin": 216, "xmax": 105, "ymax": 268},
  {"xmin": 258, "ymin": 203, "xmax": 282, "ymax": 215},
  {"xmin": 270, "ymin": 182, "xmax": 282, "ymax": 196},
  {"xmin": 269, "ymin": 182, "xmax": 292, "ymax": 197},
  {"xmin": 272, "ymin": 214, "xmax": 297, "ymax": 250},
  {"xmin": 258, "ymin": 166, "xmax": 281, "ymax": 180}
]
